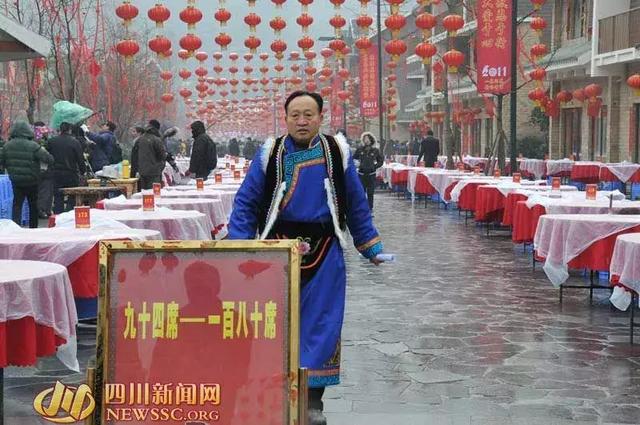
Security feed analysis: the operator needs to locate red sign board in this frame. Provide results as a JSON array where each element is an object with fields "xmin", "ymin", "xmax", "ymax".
[
  {"xmin": 512, "ymin": 173, "xmax": 521, "ymax": 183},
  {"xmin": 142, "ymin": 194, "xmax": 155, "ymax": 211},
  {"xmin": 477, "ymin": 0, "xmax": 513, "ymax": 94},
  {"xmin": 552, "ymin": 177, "xmax": 561, "ymax": 190},
  {"xmin": 359, "ymin": 44, "xmax": 380, "ymax": 118},
  {"xmin": 75, "ymin": 206, "xmax": 90, "ymax": 229},
  {"xmin": 231, "ymin": 164, "xmax": 236, "ymax": 171},
  {"xmin": 586, "ymin": 184, "xmax": 597, "ymax": 200},
  {"xmin": 494, "ymin": 169, "xmax": 501, "ymax": 178},
  {"xmin": 330, "ymin": 75, "xmax": 344, "ymax": 131},
  {"xmin": 474, "ymin": 166, "xmax": 481, "ymax": 175},
  {"xmin": 215, "ymin": 174, "xmax": 222, "ymax": 183},
  {"xmin": 96, "ymin": 241, "xmax": 301, "ymax": 425},
  {"xmin": 233, "ymin": 170, "xmax": 241, "ymax": 180},
  {"xmin": 153, "ymin": 183, "xmax": 162, "ymax": 197},
  {"xmin": 196, "ymin": 178, "xmax": 204, "ymax": 190}
]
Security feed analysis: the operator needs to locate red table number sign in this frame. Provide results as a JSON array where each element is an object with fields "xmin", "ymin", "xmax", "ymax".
[
  {"xmin": 552, "ymin": 177, "xmax": 561, "ymax": 190},
  {"xmin": 494, "ymin": 169, "xmax": 501, "ymax": 178},
  {"xmin": 142, "ymin": 194, "xmax": 155, "ymax": 211},
  {"xmin": 512, "ymin": 173, "xmax": 521, "ymax": 183},
  {"xmin": 231, "ymin": 164, "xmax": 236, "ymax": 171},
  {"xmin": 74, "ymin": 206, "xmax": 90, "ymax": 229},
  {"xmin": 434, "ymin": 162, "xmax": 440, "ymax": 169},
  {"xmin": 152, "ymin": 183, "xmax": 161, "ymax": 197},
  {"xmin": 233, "ymin": 170, "xmax": 241, "ymax": 180},
  {"xmin": 234, "ymin": 158, "xmax": 239, "ymax": 164},
  {"xmin": 474, "ymin": 166, "xmax": 481, "ymax": 175},
  {"xmin": 215, "ymin": 174, "xmax": 223, "ymax": 183},
  {"xmin": 586, "ymin": 184, "xmax": 597, "ymax": 200},
  {"xmin": 457, "ymin": 163, "xmax": 464, "ymax": 171},
  {"xmin": 196, "ymin": 178, "xmax": 204, "ymax": 190},
  {"xmin": 418, "ymin": 161, "xmax": 425, "ymax": 167}
]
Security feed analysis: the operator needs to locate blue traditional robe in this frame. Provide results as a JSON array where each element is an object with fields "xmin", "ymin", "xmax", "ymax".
[{"xmin": 228, "ymin": 134, "xmax": 382, "ymax": 387}]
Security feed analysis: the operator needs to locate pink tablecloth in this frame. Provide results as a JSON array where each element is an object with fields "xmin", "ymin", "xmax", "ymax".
[
  {"xmin": 534, "ymin": 214, "xmax": 640, "ymax": 287},
  {"xmin": 600, "ymin": 163, "xmax": 640, "ymax": 183},
  {"xmin": 135, "ymin": 189, "xmax": 236, "ymax": 219},
  {"xmin": 0, "ymin": 260, "xmax": 78, "ymax": 370},
  {"xmin": 610, "ymin": 233, "xmax": 640, "ymax": 294},
  {"xmin": 519, "ymin": 159, "xmax": 546, "ymax": 179}
]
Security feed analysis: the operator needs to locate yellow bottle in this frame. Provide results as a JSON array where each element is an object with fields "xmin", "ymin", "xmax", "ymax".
[{"xmin": 121, "ymin": 160, "xmax": 131, "ymax": 179}]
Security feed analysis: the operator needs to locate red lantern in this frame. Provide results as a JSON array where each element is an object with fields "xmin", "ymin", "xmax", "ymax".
[
  {"xmin": 179, "ymin": 69, "xmax": 191, "ymax": 80},
  {"xmin": 356, "ymin": 37, "xmax": 372, "ymax": 50},
  {"xmin": 160, "ymin": 71, "xmax": 173, "ymax": 81},
  {"xmin": 555, "ymin": 90, "xmax": 572, "ymax": 104},
  {"xmin": 270, "ymin": 17, "xmax": 287, "ymax": 34},
  {"xmin": 298, "ymin": 36, "xmax": 315, "ymax": 52},
  {"xmin": 194, "ymin": 51, "xmax": 208, "ymax": 62},
  {"xmin": 244, "ymin": 12, "xmax": 261, "ymax": 31},
  {"xmin": 272, "ymin": 0, "xmax": 286, "ymax": 7},
  {"xmin": 530, "ymin": 16, "xmax": 547, "ymax": 35},
  {"xmin": 116, "ymin": 39, "xmax": 139, "ymax": 60},
  {"xmin": 627, "ymin": 74, "xmax": 640, "ymax": 96},
  {"xmin": 531, "ymin": 0, "xmax": 546, "ymax": 10},
  {"xmin": 147, "ymin": 4, "xmax": 170, "ymax": 28},
  {"xmin": 442, "ymin": 14, "xmax": 464, "ymax": 37},
  {"xmin": 243, "ymin": 53, "xmax": 253, "ymax": 62},
  {"xmin": 304, "ymin": 50, "xmax": 316, "ymax": 60},
  {"xmin": 244, "ymin": 65, "xmax": 254, "ymax": 74},
  {"xmin": 306, "ymin": 81, "xmax": 317, "ymax": 91},
  {"xmin": 337, "ymin": 90, "xmax": 350, "ymax": 102},
  {"xmin": 213, "ymin": 65, "xmax": 224, "ymax": 74},
  {"xmin": 528, "ymin": 87, "xmax": 546, "ymax": 106},
  {"xmin": 320, "ymin": 86, "xmax": 332, "ymax": 97},
  {"xmin": 270, "ymin": 39, "xmax": 287, "ymax": 59},
  {"xmin": 385, "ymin": 14, "xmax": 406, "ymax": 37},
  {"xmin": 330, "ymin": 15, "xmax": 347, "ymax": 35},
  {"xmin": 573, "ymin": 88, "xmax": 586, "ymax": 102},
  {"xmin": 177, "ymin": 49, "xmax": 190, "ymax": 60},
  {"xmin": 179, "ymin": 6, "xmax": 203, "ymax": 30},
  {"xmin": 161, "ymin": 93, "xmax": 174, "ymax": 103},
  {"xmin": 415, "ymin": 13, "xmax": 437, "ymax": 37},
  {"xmin": 195, "ymin": 66, "xmax": 208, "ymax": 77},
  {"xmin": 229, "ymin": 53, "xmax": 239, "ymax": 61},
  {"xmin": 148, "ymin": 35, "xmax": 171, "ymax": 55},
  {"xmin": 214, "ymin": 8, "xmax": 231, "ymax": 26},
  {"xmin": 584, "ymin": 83, "xmax": 602, "ymax": 99},
  {"xmin": 321, "ymin": 48, "xmax": 333, "ymax": 59},
  {"xmin": 415, "ymin": 42, "xmax": 437, "ymax": 65},
  {"xmin": 179, "ymin": 88, "xmax": 192, "ymax": 98},
  {"xmin": 116, "ymin": 1, "xmax": 138, "ymax": 26},
  {"xmin": 213, "ymin": 52, "xmax": 224, "ymax": 61},
  {"xmin": 587, "ymin": 97, "xmax": 603, "ymax": 118},
  {"xmin": 274, "ymin": 64, "xmax": 285, "ymax": 72},
  {"xmin": 528, "ymin": 67, "xmax": 546, "ymax": 83},
  {"xmin": 385, "ymin": 39, "xmax": 407, "ymax": 62},
  {"xmin": 320, "ymin": 67, "xmax": 333, "ymax": 78},
  {"xmin": 338, "ymin": 68, "xmax": 350, "ymax": 79},
  {"xmin": 442, "ymin": 49, "xmax": 464, "ymax": 73},
  {"xmin": 530, "ymin": 43, "xmax": 548, "ymax": 60},
  {"xmin": 329, "ymin": 39, "xmax": 347, "ymax": 57},
  {"xmin": 330, "ymin": 0, "xmax": 345, "ymax": 7},
  {"xmin": 33, "ymin": 57, "xmax": 46, "ymax": 70},
  {"xmin": 244, "ymin": 36, "xmax": 261, "ymax": 53},
  {"xmin": 215, "ymin": 33, "xmax": 232, "ymax": 50},
  {"xmin": 305, "ymin": 66, "xmax": 317, "ymax": 76},
  {"xmin": 179, "ymin": 34, "xmax": 202, "ymax": 54},
  {"xmin": 544, "ymin": 99, "xmax": 560, "ymax": 118},
  {"xmin": 356, "ymin": 15, "xmax": 373, "ymax": 31}
]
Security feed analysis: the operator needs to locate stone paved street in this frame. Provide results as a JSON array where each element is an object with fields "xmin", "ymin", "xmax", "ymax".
[{"xmin": 5, "ymin": 192, "xmax": 640, "ymax": 424}]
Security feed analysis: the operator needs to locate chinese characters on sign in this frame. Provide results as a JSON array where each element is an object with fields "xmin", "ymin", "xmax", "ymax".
[
  {"xmin": 477, "ymin": 0, "xmax": 512, "ymax": 94},
  {"xmin": 331, "ymin": 75, "xmax": 344, "ymax": 130},
  {"xmin": 359, "ymin": 44, "xmax": 380, "ymax": 118}
]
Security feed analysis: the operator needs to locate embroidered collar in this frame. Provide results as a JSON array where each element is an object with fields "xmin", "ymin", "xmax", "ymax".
[{"xmin": 285, "ymin": 134, "xmax": 321, "ymax": 152}]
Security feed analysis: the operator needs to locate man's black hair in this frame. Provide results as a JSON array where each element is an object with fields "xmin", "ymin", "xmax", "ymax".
[
  {"xmin": 284, "ymin": 90, "xmax": 323, "ymax": 114},
  {"xmin": 427, "ymin": 129, "xmax": 434, "ymax": 136},
  {"xmin": 134, "ymin": 126, "xmax": 145, "ymax": 134},
  {"xmin": 59, "ymin": 122, "xmax": 72, "ymax": 133},
  {"xmin": 103, "ymin": 120, "xmax": 117, "ymax": 132},
  {"xmin": 148, "ymin": 119, "xmax": 161, "ymax": 130},
  {"xmin": 34, "ymin": 121, "xmax": 46, "ymax": 127}
]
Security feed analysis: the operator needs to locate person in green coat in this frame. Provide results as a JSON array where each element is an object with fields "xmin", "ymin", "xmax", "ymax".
[{"xmin": 0, "ymin": 120, "xmax": 54, "ymax": 228}]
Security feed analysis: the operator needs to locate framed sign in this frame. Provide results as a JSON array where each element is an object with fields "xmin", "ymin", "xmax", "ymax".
[
  {"xmin": 512, "ymin": 173, "xmax": 521, "ymax": 183},
  {"xmin": 153, "ymin": 183, "xmax": 162, "ymax": 197},
  {"xmin": 94, "ymin": 240, "xmax": 302, "ymax": 425},
  {"xmin": 142, "ymin": 194, "xmax": 155, "ymax": 212},
  {"xmin": 586, "ymin": 184, "xmax": 597, "ymax": 200},
  {"xmin": 552, "ymin": 177, "xmax": 561, "ymax": 190},
  {"xmin": 75, "ymin": 206, "xmax": 90, "ymax": 229}
]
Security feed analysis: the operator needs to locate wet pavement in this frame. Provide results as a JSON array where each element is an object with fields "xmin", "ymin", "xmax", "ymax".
[{"xmin": 5, "ymin": 191, "xmax": 640, "ymax": 424}]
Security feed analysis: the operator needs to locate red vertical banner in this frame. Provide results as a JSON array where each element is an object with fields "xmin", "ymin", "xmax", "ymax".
[
  {"xmin": 331, "ymin": 75, "xmax": 344, "ymax": 131},
  {"xmin": 359, "ymin": 44, "xmax": 380, "ymax": 118},
  {"xmin": 476, "ymin": 0, "xmax": 512, "ymax": 94}
]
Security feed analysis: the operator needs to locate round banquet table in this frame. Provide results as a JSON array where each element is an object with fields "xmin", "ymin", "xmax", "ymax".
[
  {"xmin": 391, "ymin": 168, "xmax": 410, "ymax": 187},
  {"xmin": 0, "ymin": 227, "xmax": 160, "ymax": 298},
  {"xmin": 519, "ymin": 159, "xmax": 546, "ymax": 179},
  {"xmin": 55, "ymin": 208, "xmax": 212, "ymax": 240},
  {"xmin": 546, "ymin": 159, "xmax": 574, "ymax": 177},
  {"xmin": 610, "ymin": 233, "xmax": 640, "ymax": 295},
  {"xmin": 0, "ymin": 260, "xmax": 77, "ymax": 370},
  {"xmin": 99, "ymin": 197, "xmax": 227, "ymax": 238},
  {"xmin": 534, "ymin": 214, "xmax": 640, "ymax": 287},
  {"xmin": 599, "ymin": 163, "xmax": 640, "ymax": 183},
  {"xmin": 135, "ymin": 189, "xmax": 236, "ymax": 219},
  {"xmin": 414, "ymin": 172, "xmax": 438, "ymax": 196},
  {"xmin": 570, "ymin": 162, "xmax": 602, "ymax": 184}
]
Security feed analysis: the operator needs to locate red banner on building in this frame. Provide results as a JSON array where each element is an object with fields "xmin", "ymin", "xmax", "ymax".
[
  {"xmin": 331, "ymin": 75, "xmax": 344, "ymax": 130},
  {"xmin": 476, "ymin": 0, "xmax": 512, "ymax": 94},
  {"xmin": 359, "ymin": 44, "xmax": 380, "ymax": 118}
]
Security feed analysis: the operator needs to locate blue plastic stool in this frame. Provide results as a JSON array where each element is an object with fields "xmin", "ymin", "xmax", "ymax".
[
  {"xmin": 632, "ymin": 183, "xmax": 640, "ymax": 200},
  {"xmin": 0, "ymin": 175, "xmax": 12, "ymax": 220},
  {"xmin": 20, "ymin": 198, "xmax": 29, "ymax": 226}
]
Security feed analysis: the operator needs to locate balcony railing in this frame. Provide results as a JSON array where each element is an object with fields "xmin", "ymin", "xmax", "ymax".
[{"xmin": 598, "ymin": 7, "xmax": 640, "ymax": 54}]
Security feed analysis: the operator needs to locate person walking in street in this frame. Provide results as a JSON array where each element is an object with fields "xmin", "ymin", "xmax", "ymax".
[
  {"xmin": 354, "ymin": 132, "xmax": 384, "ymax": 210},
  {"xmin": 228, "ymin": 137, "xmax": 240, "ymax": 157},
  {"xmin": 34, "ymin": 121, "xmax": 54, "ymax": 218},
  {"xmin": 132, "ymin": 120, "xmax": 166, "ymax": 189},
  {"xmin": 187, "ymin": 121, "xmax": 216, "ymax": 179},
  {"xmin": 417, "ymin": 129, "xmax": 441, "ymax": 168},
  {"xmin": 0, "ymin": 120, "xmax": 54, "ymax": 227},
  {"xmin": 47, "ymin": 122, "xmax": 87, "ymax": 214},
  {"xmin": 84, "ymin": 120, "xmax": 117, "ymax": 172},
  {"xmin": 227, "ymin": 90, "xmax": 385, "ymax": 425}
]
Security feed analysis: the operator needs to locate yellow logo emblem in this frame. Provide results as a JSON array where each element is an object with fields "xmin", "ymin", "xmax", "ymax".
[{"xmin": 33, "ymin": 381, "xmax": 95, "ymax": 423}]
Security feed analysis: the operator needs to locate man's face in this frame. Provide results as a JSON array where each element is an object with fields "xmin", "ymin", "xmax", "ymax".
[
  {"xmin": 101, "ymin": 124, "xmax": 109, "ymax": 132},
  {"xmin": 285, "ymin": 95, "xmax": 323, "ymax": 145}
]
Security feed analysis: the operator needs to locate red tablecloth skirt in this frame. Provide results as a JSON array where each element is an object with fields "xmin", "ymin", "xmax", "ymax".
[
  {"xmin": 391, "ymin": 169, "xmax": 409, "ymax": 187},
  {"xmin": 415, "ymin": 174, "xmax": 437, "ymax": 196},
  {"xmin": 444, "ymin": 182, "xmax": 457, "ymax": 202},
  {"xmin": 502, "ymin": 193, "xmax": 529, "ymax": 226},
  {"xmin": 458, "ymin": 183, "xmax": 484, "ymax": 212},
  {"xmin": 67, "ymin": 245, "xmax": 99, "ymax": 298},
  {"xmin": 0, "ymin": 317, "xmax": 66, "ymax": 367},
  {"xmin": 599, "ymin": 167, "xmax": 640, "ymax": 183},
  {"xmin": 566, "ymin": 225, "xmax": 640, "ymax": 271},
  {"xmin": 512, "ymin": 203, "xmax": 546, "ymax": 244},
  {"xmin": 570, "ymin": 165, "xmax": 601, "ymax": 184},
  {"xmin": 475, "ymin": 187, "xmax": 506, "ymax": 223}
]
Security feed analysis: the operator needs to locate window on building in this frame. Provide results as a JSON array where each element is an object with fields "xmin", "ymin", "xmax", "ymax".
[
  {"xmin": 562, "ymin": 108, "xmax": 582, "ymax": 159},
  {"xmin": 567, "ymin": 0, "xmax": 586, "ymax": 40}
]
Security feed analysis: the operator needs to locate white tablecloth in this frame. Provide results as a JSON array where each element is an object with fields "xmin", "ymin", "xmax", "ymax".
[
  {"xmin": 449, "ymin": 177, "xmax": 512, "ymax": 203},
  {"xmin": 520, "ymin": 159, "xmax": 547, "ymax": 179},
  {"xmin": 462, "ymin": 156, "xmax": 489, "ymax": 167},
  {"xmin": 534, "ymin": 214, "xmax": 640, "ymax": 287},
  {"xmin": 602, "ymin": 162, "xmax": 640, "ymax": 183},
  {"xmin": 546, "ymin": 159, "xmax": 574, "ymax": 176},
  {"xmin": 0, "ymin": 227, "xmax": 160, "ymax": 266},
  {"xmin": 0, "ymin": 260, "xmax": 78, "ymax": 371},
  {"xmin": 135, "ymin": 189, "xmax": 236, "ymax": 219},
  {"xmin": 610, "ymin": 233, "xmax": 640, "ymax": 294}
]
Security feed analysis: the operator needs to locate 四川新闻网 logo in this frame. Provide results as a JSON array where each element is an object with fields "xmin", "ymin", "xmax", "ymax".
[{"xmin": 33, "ymin": 381, "xmax": 95, "ymax": 423}]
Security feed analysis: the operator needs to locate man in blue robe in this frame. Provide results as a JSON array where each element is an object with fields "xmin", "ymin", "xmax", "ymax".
[{"xmin": 228, "ymin": 91, "xmax": 384, "ymax": 425}]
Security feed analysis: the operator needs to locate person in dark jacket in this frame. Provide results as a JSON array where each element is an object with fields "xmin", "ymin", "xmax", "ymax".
[
  {"xmin": 133, "ymin": 120, "xmax": 167, "ymax": 189},
  {"xmin": 353, "ymin": 132, "xmax": 384, "ymax": 210},
  {"xmin": 0, "ymin": 120, "xmax": 54, "ymax": 227},
  {"xmin": 84, "ymin": 121, "xmax": 116, "ymax": 172},
  {"xmin": 228, "ymin": 138, "xmax": 240, "ymax": 157},
  {"xmin": 34, "ymin": 121, "xmax": 53, "ymax": 218},
  {"xmin": 188, "ymin": 121, "xmax": 216, "ymax": 179},
  {"xmin": 417, "ymin": 130, "xmax": 441, "ymax": 168},
  {"xmin": 47, "ymin": 122, "xmax": 87, "ymax": 214},
  {"xmin": 129, "ymin": 126, "xmax": 145, "ymax": 177}
]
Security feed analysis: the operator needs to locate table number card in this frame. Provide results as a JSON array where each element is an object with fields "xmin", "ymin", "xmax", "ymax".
[
  {"xmin": 142, "ymin": 194, "xmax": 155, "ymax": 211},
  {"xmin": 552, "ymin": 177, "xmax": 561, "ymax": 190},
  {"xmin": 196, "ymin": 178, "xmax": 204, "ymax": 190},
  {"xmin": 75, "ymin": 206, "xmax": 90, "ymax": 229},
  {"xmin": 473, "ymin": 166, "xmax": 481, "ymax": 175},
  {"xmin": 494, "ymin": 169, "xmax": 501, "ymax": 178},
  {"xmin": 234, "ymin": 170, "xmax": 241, "ymax": 180},
  {"xmin": 152, "ymin": 183, "xmax": 161, "ymax": 197},
  {"xmin": 512, "ymin": 173, "xmax": 521, "ymax": 183},
  {"xmin": 586, "ymin": 184, "xmax": 597, "ymax": 200}
]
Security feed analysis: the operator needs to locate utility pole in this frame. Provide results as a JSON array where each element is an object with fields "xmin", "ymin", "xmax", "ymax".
[
  {"xmin": 509, "ymin": 0, "xmax": 518, "ymax": 173},
  {"xmin": 376, "ymin": 0, "xmax": 384, "ymax": 145}
]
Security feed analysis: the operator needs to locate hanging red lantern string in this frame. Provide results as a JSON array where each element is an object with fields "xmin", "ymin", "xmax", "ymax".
[
  {"xmin": 628, "ymin": 74, "xmax": 640, "ymax": 96},
  {"xmin": 270, "ymin": 17, "xmax": 287, "ymax": 36},
  {"xmin": 180, "ymin": 5, "xmax": 202, "ymax": 30},
  {"xmin": 442, "ymin": 14, "xmax": 464, "ymax": 37},
  {"xmin": 214, "ymin": 8, "xmax": 231, "ymax": 27},
  {"xmin": 116, "ymin": 1, "xmax": 138, "ymax": 28},
  {"xmin": 148, "ymin": 3, "xmax": 170, "ymax": 28}
]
